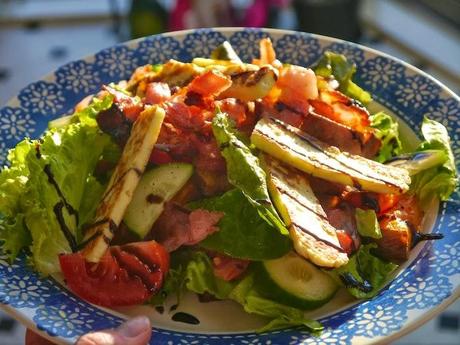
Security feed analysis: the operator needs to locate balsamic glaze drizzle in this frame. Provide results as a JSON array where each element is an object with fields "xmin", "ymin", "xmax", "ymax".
[
  {"xmin": 171, "ymin": 312, "xmax": 200, "ymax": 325},
  {"xmin": 267, "ymin": 118, "xmax": 401, "ymax": 190},
  {"xmin": 339, "ymin": 272, "xmax": 373, "ymax": 293},
  {"xmin": 43, "ymin": 164, "xmax": 79, "ymax": 252}
]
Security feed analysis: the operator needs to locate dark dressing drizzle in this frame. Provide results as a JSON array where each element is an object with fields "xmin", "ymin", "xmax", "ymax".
[
  {"xmin": 412, "ymin": 232, "xmax": 444, "ymax": 248},
  {"xmin": 44, "ymin": 164, "xmax": 78, "ymax": 252},
  {"xmin": 146, "ymin": 194, "xmax": 163, "ymax": 204},
  {"xmin": 267, "ymin": 118, "xmax": 401, "ymax": 190},
  {"xmin": 78, "ymin": 218, "xmax": 117, "ymax": 250},
  {"xmin": 99, "ymin": 167, "xmax": 142, "ymax": 202},
  {"xmin": 155, "ymin": 306, "xmax": 164, "ymax": 314},
  {"xmin": 35, "ymin": 143, "xmax": 42, "ymax": 159},
  {"xmin": 53, "ymin": 202, "xmax": 78, "ymax": 252},
  {"xmin": 292, "ymin": 221, "xmax": 346, "ymax": 253},
  {"xmin": 275, "ymin": 187, "xmax": 345, "ymax": 252},
  {"xmin": 171, "ymin": 312, "xmax": 200, "ymax": 325},
  {"xmin": 339, "ymin": 272, "xmax": 373, "ymax": 293},
  {"xmin": 169, "ymin": 304, "xmax": 178, "ymax": 312}
]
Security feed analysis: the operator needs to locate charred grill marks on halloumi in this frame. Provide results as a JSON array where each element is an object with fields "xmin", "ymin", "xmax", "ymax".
[
  {"xmin": 252, "ymin": 117, "xmax": 410, "ymax": 194},
  {"xmin": 81, "ymin": 105, "xmax": 166, "ymax": 262}
]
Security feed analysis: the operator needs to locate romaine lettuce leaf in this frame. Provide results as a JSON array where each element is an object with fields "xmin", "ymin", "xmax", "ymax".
[
  {"xmin": 370, "ymin": 111, "xmax": 402, "ymax": 162},
  {"xmin": 314, "ymin": 51, "xmax": 372, "ymax": 104},
  {"xmin": 332, "ymin": 244, "xmax": 397, "ymax": 299},
  {"xmin": 0, "ymin": 123, "xmax": 117, "ymax": 274},
  {"xmin": 189, "ymin": 189, "xmax": 291, "ymax": 260},
  {"xmin": 409, "ymin": 117, "xmax": 457, "ymax": 206},
  {"xmin": 355, "ymin": 208, "xmax": 381, "ymax": 239},
  {"xmin": 211, "ymin": 113, "xmax": 289, "ymax": 237}
]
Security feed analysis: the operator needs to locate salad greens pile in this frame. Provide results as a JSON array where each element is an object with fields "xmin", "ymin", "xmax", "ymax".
[
  {"xmin": 0, "ymin": 122, "xmax": 118, "ymax": 275},
  {"xmin": 0, "ymin": 46, "xmax": 457, "ymax": 333}
]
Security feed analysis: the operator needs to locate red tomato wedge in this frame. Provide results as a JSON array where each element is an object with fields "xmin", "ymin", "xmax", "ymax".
[{"xmin": 59, "ymin": 241, "xmax": 169, "ymax": 307}]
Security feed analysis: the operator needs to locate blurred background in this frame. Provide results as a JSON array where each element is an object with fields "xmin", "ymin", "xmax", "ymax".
[{"xmin": 0, "ymin": 0, "xmax": 459, "ymax": 344}]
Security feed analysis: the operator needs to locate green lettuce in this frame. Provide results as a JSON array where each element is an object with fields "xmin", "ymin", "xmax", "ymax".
[
  {"xmin": 178, "ymin": 251, "xmax": 322, "ymax": 333},
  {"xmin": 370, "ymin": 111, "xmax": 403, "ymax": 162},
  {"xmin": 355, "ymin": 208, "xmax": 381, "ymax": 239},
  {"xmin": 73, "ymin": 94, "xmax": 114, "ymax": 127},
  {"xmin": 410, "ymin": 117, "xmax": 458, "ymax": 206},
  {"xmin": 332, "ymin": 244, "xmax": 397, "ymax": 299},
  {"xmin": 212, "ymin": 113, "xmax": 289, "ymax": 237},
  {"xmin": 229, "ymin": 274, "xmax": 323, "ymax": 333},
  {"xmin": 189, "ymin": 189, "xmax": 291, "ymax": 260},
  {"xmin": 314, "ymin": 51, "xmax": 372, "ymax": 104},
  {"xmin": 0, "ymin": 123, "xmax": 117, "ymax": 274}
]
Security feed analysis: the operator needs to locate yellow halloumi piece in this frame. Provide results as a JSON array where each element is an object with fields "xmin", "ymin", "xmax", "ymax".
[
  {"xmin": 265, "ymin": 156, "xmax": 349, "ymax": 268},
  {"xmin": 252, "ymin": 117, "xmax": 410, "ymax": 194},
  {"xmin": 81, "ymin": 105, "xmax": 165, "ymax": 262}
]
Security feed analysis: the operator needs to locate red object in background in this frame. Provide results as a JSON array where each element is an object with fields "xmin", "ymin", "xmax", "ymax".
[
  {"xmin": 169, "ymin": 0, "xmax": 291, "ymax": 30},
  {"xmin": 25, "ymin": 330, "xmax": 55, "ymax": 345}
]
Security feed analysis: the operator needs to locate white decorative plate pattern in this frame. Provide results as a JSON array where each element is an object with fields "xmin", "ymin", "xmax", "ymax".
[{"xmin": 0, "ymin": 28, "xmax": 459, "ymax": 345}]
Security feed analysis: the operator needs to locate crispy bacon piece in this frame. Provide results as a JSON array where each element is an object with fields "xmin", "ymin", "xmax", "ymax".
[
  {"xmin": 152, "ymin": 203, "xmax": 223, "ymax": 252},
  {"xmin": 145, "ymin": 82, "xmax": 171, "ymax": 105},
  {"xmin": 188, "ymin": 70, "xmax": 232, "ymax": 97},
  {"xmin": 209, "ymin": 252, "xmax": 250, "ymax": 281}
]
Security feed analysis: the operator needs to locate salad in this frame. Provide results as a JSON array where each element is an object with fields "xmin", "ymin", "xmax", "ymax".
[{"xmin": 0, "ymin": 38, "xmax": 457, "ymax": 332}]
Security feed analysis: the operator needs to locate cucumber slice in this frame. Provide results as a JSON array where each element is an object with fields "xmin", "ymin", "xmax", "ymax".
[
  {"xmin": 124, "ymin": 163, "xmax": 193, "ymax": 238},
  {"xmin": 257, "ymin": 252, "xmax": 338, "ymax": 309}
]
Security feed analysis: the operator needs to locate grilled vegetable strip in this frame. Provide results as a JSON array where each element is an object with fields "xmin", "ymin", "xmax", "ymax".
[
  {"xmin": 81, "ymin": 106, "xmax": 166, "ymax": 262},
  {"xmin": 252, "ymin": 117, "xmax": 410, "ymax": 194},
  {"xmin": 265, "ymin": 157, "xmax": 348, "ymax": 268},
  {"xmin": 220, "ymin": 66, "xmax": 278, "ymax": 101}
]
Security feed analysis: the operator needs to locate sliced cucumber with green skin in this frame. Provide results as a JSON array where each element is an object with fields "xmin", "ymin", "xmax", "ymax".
[
  {"xmin": 124, "ymin": 163, "xmax": 193, "ymax": 238},
  {"xmin": 256, "ymin": 252, "xmax": 339, "ymax": 309}
]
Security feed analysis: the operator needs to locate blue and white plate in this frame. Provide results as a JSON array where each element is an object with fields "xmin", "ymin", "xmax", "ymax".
[{"xmin": 0, "ymin": 28, "xmax": 459, "ymax": 345}]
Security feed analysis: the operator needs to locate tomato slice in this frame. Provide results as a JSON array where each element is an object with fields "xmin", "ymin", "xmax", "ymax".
[
  {"xmin": 336, "ymin": 230, "xmax": 354, "ymax": 255},
  {"xmin": 59, "ymin": 241, "xmax": 169, "ymax": 307}
]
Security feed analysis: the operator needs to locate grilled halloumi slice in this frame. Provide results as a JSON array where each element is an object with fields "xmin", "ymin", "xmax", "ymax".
[
  {"xmin": 265, "ymin": 156, "xmax": 349, "ymax": 268},
  {"xmin": 220, "ymin": 66, "xmax": 278, "ymax": 101},
  {"xmin": 252, "ymin": 117, "xmax": 410, "ymax": 194},
  {"xmin": 81, "ymin": 105, "xmax": 165, "ymax": 262}
]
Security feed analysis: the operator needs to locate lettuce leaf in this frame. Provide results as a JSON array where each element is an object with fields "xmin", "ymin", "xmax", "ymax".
[
  {"xmin": 0, "ymin": 123, "xmax": 117, "ymax": 274},
  {"xmin": 370, "ymin": 111, "xmax": 403, "ymax": 162},
  {"xmin": 332, "ymin": 244, "xmax": 397, "ymax": 299},
  {"xmin": 314, "ymin": 51, "xmax": 372, "ymax": 104},
  {"xmin": 355, "ymin": 209, "xmax": 381, "ymax": 239},
  {"xmin": 229, "ymin": 274, "xmax": 323, "ymax": 333},
  {"xmin": 189, "ymin": 189, "xmax": 291, "ymax": 260},
  {"xmin": 73, "ymin": 94, "xmax": 114, "ymax": 127},
  {"xmin": 184, "ymin": 251, "xmax": 235, "ymax": 300},
  {"xmin": 179, "ymin": 251, "xmax": 322, "ymax": 333},
  {"xmin": 212, "ymin": 113, "xmax": 289, "ymax": 237},
  {"xmin": 410, "ymin": 117, "xmax": 458, "ymax": 206}
]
